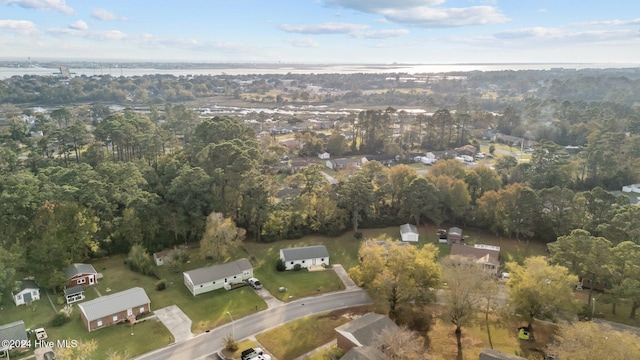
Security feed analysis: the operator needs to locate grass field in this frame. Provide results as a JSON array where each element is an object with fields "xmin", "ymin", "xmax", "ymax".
[{"xmin": 255, "ymin": 306, "xmax": 370, "ymax": 360}]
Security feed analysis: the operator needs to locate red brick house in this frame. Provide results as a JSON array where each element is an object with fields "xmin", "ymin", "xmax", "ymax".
[
  {"xmin": 65, "ymin": 263, "xmax": 98, "ymax": 287},
  {"xmin": 78, "ymin": 287, "xmax": 150, "ymax": 332}
]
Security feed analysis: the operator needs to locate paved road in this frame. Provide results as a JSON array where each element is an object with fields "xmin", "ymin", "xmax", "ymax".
[{"xmin": 135, "ymin": 289, "xmax": 372, "ymax": 360}]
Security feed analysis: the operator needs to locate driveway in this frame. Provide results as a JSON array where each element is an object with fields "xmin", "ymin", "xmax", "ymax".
[
  {"xmin": 154, "ymin": 305, "xmax": 194, "ymax": 343},
  {"xmin": 254, "ymin": 287, "xmax": 284, "ymax": 308},
  {"xmin": 333, "ymin": 264, "xmax": 358, "ymax": 290}
]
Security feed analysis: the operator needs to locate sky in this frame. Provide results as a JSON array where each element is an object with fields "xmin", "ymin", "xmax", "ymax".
[{"xmin": 0, "ymin": 0, "xmax": 639, "ymax": 64}]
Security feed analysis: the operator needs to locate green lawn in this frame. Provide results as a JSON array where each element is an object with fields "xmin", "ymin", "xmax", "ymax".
[{"xmin": 255, "ymin": 312, "xmax": 352, "ymax": 360}]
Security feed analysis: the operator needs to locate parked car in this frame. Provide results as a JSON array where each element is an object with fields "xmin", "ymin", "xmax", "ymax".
[
  {"xmin": 34, "ymin": 327, "xmax": 48, "ymax": 340},
  {"xmin": 248, "ymin": 277, "xmax": 262, "ymax": 289},
  {"xmin": 241, "ymin": 347, "xmax": 264, "ymax": 360}
]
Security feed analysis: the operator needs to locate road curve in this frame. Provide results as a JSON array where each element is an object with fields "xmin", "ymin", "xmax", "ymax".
[{"xmin": 135, "ymin": 289, "xmax": 372, "ymax": 360}]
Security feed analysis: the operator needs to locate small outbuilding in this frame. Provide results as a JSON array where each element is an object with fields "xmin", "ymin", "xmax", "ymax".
[
  {"xmin": 318, "ymin": 152, "xmax": 331, "ymax": 160},
  {"xmin": 153, "ymin": 249, "xmax": 173, "ymax": 266},
  {"xmin": 64, "ymin": 285, "xmax": 85, "ymax": 304},
  {"xmin": 399, "ymin": 224, "xmax": 419, "ymax": 242},
  {"xmin": 11, "ymin": 280, "xmax": 40, "ymax": 306},
  {"xmin": 280, "ymin": 245, "xmax": 329, "ymax": 270},
  {"xmin": 448, "ymin": 227, "xmax": 463, "ymax": 245}
]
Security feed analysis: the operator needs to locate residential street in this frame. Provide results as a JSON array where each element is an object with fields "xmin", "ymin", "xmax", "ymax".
[{"xmin": 134, "ymin": 289, "xmax": 372, "ymax": 360}]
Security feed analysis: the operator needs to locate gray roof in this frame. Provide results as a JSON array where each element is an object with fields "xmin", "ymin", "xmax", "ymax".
[
  {"xmin": 16, "ymin": 280, "xmax": 38, "ymax": 292},
  {"xmin": 78, "ymin": 287, "xmax": 150, "ymax": 322},
  {"xmin": 340, "ymin": 346, "xmax": 386, "ymax": 360},
  {"xmin": 0, "ymin": 320, "xmax": 27, "ymax": 350},
  {"xmin": 64, "ymin": 285, "xmax": 84, "ymax": 296},
  {"xmin": 449, "ymin": 227, "xmax": 462, "ymax": 235},
  {"xmin": 479, "ymin": 349, "xmax": 527, "ymax": 360},
  {"xmin": 330, "ymin": 158, "xmax": 359, "ymax": 166},
  {"xmin": 184, "ymin": 258, "xmax": 253, "ymax": 286},
  {"xmin": 281, "ymin": 245, "xmax": 329, "ymax": 262},
  {"xmin": 65, "ymin": 263, "xmax": 97, "ymax": 279},
  {"xmin": 400, "ymin": 224, "xmax": 418, "ymax": 235},
  {"xmin": 335, "ymin": 313, "xmax": 398, "ymax": 347}
]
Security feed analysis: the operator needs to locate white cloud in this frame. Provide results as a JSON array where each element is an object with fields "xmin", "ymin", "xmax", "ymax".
[
  {"xmin": 285, "ymin": 37, "xmax": 319, "ymax": 47},
  {"xmin": 68, "ymin": 20, "xmax": 88, "ymax": 31},
  {"xmin": 381, "ymin": 6, "xmax": 510, "ymax": 27},
  {"xmin": 494, "ymin": 26, "xmax": 639, "ymax": 43},
  {"xmin": 91, "ymin": 8, "xmax": 127, "ymax": 21},
  {"xmin": 354, "ymin": 29, "xmax": 410, "ymax": 39},
  {"xmin": 571, "ymin": 18, "xmax": 640, "ymax": 27},
  {"xmin": 279, "ymin": 22, "xmax": 370, "ymax": 34},
  {"xmin": 0, "ymin": 19, "xmax": 38, "ymax": 35},
  {"xmin": 323, "ymin": 0, "xmax": 443, "ymax": 13},
  {"xmin": 2, "ymin": 0, "xmax": 73, "ymax": 14}
]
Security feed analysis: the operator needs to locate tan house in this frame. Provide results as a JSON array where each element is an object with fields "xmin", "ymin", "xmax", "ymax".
[
  {"xmin": 450, "ymin": 244, "xmax": 501, "ymax": 274},
  {"xmin": 78, "ymin": 287, "xmax": 150, "ymax": 332}
]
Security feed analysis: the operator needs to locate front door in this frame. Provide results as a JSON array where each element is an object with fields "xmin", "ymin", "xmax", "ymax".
[
  {"xmin": 127, "ymin": 308, "xmax": 133, "ymax": 317},
  {"xmin": 89, "ymin": 276, "xmax": 95, "ymax": 285}
]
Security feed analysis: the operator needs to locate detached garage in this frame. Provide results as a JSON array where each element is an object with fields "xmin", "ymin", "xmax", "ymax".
[{"xmin": 400, "ymin": 224, "xmax": 419, "ymax": 242}]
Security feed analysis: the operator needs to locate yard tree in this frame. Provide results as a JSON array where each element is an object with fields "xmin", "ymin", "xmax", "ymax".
[
  {"xmin": 388, "ymin": 164, "xmax": 417, "ymax": 208},
  {"xmin": 537, "ymin": 186, "xmax": 577, "ymax": 238},
  {"xmin": 429, "ymin": 159, "xmax": 466, "ymax": 180},
  {"xmin": 495, "ymin": 183, "xmax": 541, "ymax": 240},
  {"xmin": 349, "ymin": 239, "xmax": 440, "ymax": 319},
  {"xmin": 126, "ymin": 244, "xmax": 155, "ymax": 276},
  {"xmin": 431, "ymin": 175, "xmax": 470, "ymax": 223},
  {"xmin": 598, "ymin": 204, "xmax": 640, "ymax": 245},
  {"xmin": 549, "ymin": 229, "xmax": 612, "ymax": 304},
  {"xmin": 400, "ymin": 177, "xmax": 440, "ymax": 226},
  {"xmin": 325, "ymin": 128, "xmax": 348, "ymax": 156},
  {"xmin": 337, "ymin": 173, "xmax": 374, "ymax": 232},
  {"xmin": 607, "ymin": 241, "xmax": 640, "ymax": 315},
  {"xmin": 54, "ymin": 339, "xmax": 97, "ymax": 360},
  {"xmin": 474, "ymin": 190, "xmax": 501, "ymax": 234},
  {"xmin": 547, "ymin": 322, "xmax": 640, "ymax": 360},
  {"xmin": 440, "ymin": 256, "xmax": 486, "ymax": 358},
  {"xmin": 200, "ymin": 212, "xmax": 245, "ymax": 262},
  {"xmin": 506, "ymin": 256, "xmax": 580, "ymax": 329}
]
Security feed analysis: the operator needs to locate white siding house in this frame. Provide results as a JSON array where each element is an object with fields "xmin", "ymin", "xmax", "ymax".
[
  {"xmin": 280, "ymin": 245, "xmax": 330, "ymax": 270},
  {"xmin": 12, "ymin": 280, "xmax": 40, "ymax": 306},
  {"xmin": 318, "ymin": 152, "xmax": 330, "ymax": 159},
  {"xmin": 399, "ymin": 224, "xmax": 419, "ymax": 242},
  {"xmin": 183, "ymin": 258, "xmax": 253, "ymax": 296}
]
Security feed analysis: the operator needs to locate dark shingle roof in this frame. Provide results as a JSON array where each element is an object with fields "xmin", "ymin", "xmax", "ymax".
[
  {"xmin": 183, "ymin": 258, "xmax": 253, "ymax": 285},
  {"xmin": 78, "ymin": 287, "xmax": 150, "ymax": 322},
  {"xmin": 280, "ymin": 245, "xmax": 329, "ymax": 262},
  {"xmin": 450, "ymin": 244, "xmax": 500, "ymax": 266},
  {"xmin": 17, "ymin": 280, "xmax": 38, "ymax": 292},
  {"xmin": 341, "ymin": 346, "xmax": 386, "ymax": 360},
  {"xmin": 335, "ymin": 313, "xmax": 398, "ymax": 347},
  {"xmin": 64, "ymin": 286, "xmax": 84, "ymax": 296},
  {"xmin": 64, "ymin": 263, "xmax": 97, "ymax": 279},
  {"xmin": 0, "ymin": 320, "xmax": 28, "ymax": 350}
]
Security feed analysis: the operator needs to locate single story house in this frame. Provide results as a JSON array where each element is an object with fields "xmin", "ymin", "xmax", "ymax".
[
  {"xmin": 399, "ymin": 224, "xmax": 419, "ymax": 242},
  {"xmin": 335, "ymin": 313, "xmax": 398, "ymax": 353},
  {"xmin": 0, "ymin": 320, "xmax": 28, "ymax": 352},
  {"xmin": 64, "ymin": 285, "xmax": 85, "ymax": 304},
  {"xmin": 479, "ymin": 349, "xmax": 527, "ymax": 360},
  {"xmin": 318, "ymin": 152, "xmax": 330, "ymax": 160},
  {"xmin": 78, "ymin": 287, "xmax": 150, "ymax": 332},
  {"xmin": 448, "ymin": 227, "xmax": 463, "ymax": 245},
  {"xmin": 12, "ymin": 280, "xmax": 40, "ymax": 306},
  {"xmin": 341, "ymin": 346, "xmax": 386, "ymax": 360},
  {"xmin": 450, "ymin": 244, "xmax": 501, "ymax": 274},
  {"xmin": 183, "ymin": 258, "xmax": 253, "ymax": 296},
  {"xmin": 326, "ymin": 158, "xmax": 360, "ymax": 171},
  {"xmin": 280, "ymin": 245, "xmax": 330, "ymax": 270},
  {"xmin": 361, "ymin": 155, "xmax": 396, "ymax": 166},
  {"xmin": 153, "ymin": 249, "xmax": 173, "ymax": 266},
  {"xmin": 65, "ymin": 263, "xmax": 98, "ymax": 287},
  {"xmin": 455, "ymin": 144, "xmax": 477, "ymax": 156},
  {"xmin": 289, "ymin": 160, "xmax": 310, "ymax": 173},
  {"xmin": 622, "ymin": 183, "xmax": 640, "ymax": 194}
]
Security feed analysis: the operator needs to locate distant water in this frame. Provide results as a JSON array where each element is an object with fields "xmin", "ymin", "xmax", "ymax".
[{"xmin": 0, "ymin": 63, "xmax": 637, "ymax": 79}]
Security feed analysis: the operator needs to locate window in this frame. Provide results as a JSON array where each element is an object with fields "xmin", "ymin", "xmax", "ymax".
[
  {"xmin": 321, "ymin": 258, "xmax": 324, "ymax": 261},
  {"xmin": 225, "ymin": 278, "xmax": 228, "ymax": 283},
  {"xmin": 290, "ymin": 261, "xmax": 294, "ymax": 265},
  {"xmin": 97, "ymin": 320, "xmax": 103, "ymax": 327},
  {"xmin": 212, "ymin": 281, "xmax": 215, "ymax": 284},
  {"xmin": 302, "ymin": 260, "xmax": 305, "ymax": 263},
  {"xmin": 77, "ymin": 278, "xmax": 85, "ymax": 284},
  {"xmin": 16, "ymin": 294, "xmax": 21, "ymax": 300},
  {"xmin": 140, "ymin": 306, "xmax": 145, "ymax": 313},
  {"xmin": 113, "ymin": 315, "xmax": 118, "ymax": 321},
  {"xmin": 233, "ymin": 275, "xmax": 237, "ymax": 279}
]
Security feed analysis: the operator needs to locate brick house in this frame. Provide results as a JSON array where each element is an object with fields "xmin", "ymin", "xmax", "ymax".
[
  {"xmin": 78, "ymin": 287, "xmax": 150, "ymax": 332},
  {"xmin": 65, "ymin": 263, "xmax": 98, "ymax": 287}
]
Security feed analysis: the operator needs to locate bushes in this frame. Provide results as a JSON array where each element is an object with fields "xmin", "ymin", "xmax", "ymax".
[
  {"xmin": 293, "ymin": 263, "xmax": 302, "ymax": 271},
  {"xmin": 51, "ymin": 313, "xmax": 70, "ymax": 327},
  {"xmin": 276, "ymin": 259, "xmax": 286, "ymax": 272},
  {"xmin": 126, "ymin": 244, "xmax": 155, "ymax": 276},
  {"xmin": 155, "ymin": 279, "xmax": 167, "ymax": 291}
]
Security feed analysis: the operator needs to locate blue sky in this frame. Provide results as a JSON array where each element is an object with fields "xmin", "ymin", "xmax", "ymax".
[{"xmin": 1, "ymin": 0, "xmax": 638, "ymax": 64}]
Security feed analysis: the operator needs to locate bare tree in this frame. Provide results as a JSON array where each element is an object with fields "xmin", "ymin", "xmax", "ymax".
[{"xmin": 374, "ymin": 326, "xmax": 429, "ymax": 360}]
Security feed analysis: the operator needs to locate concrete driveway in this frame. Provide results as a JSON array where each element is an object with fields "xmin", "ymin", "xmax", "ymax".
[
  {"xmin": 333, "ymin": 264, "xmax": 358, "ymax": 290},
  {"xmin": 254, "ymin": 287, "xmax": 284, "ymax": 308},
  {"xmin": 154, "ymin": 305, "xmax": 194, "ymax": 343}
]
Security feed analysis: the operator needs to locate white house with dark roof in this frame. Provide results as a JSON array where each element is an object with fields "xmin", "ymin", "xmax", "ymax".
[
  {"xmin": 279, "ymin": 245, "xmax": 329, "ymax": 270},
  {"xmin": 0, "ymin": 320, "xmax": 28, "ymax": 352},
  {"xmin": 183, "ymin": 258, "xmax": 253, "ymax": 296},
  {"xmin": 63, "ymin": 285, "xmax": 85, "ymax": 304},
  {"xmin": 65, "ymin": 263, "xmax": 98, "ymax": 287},
  {"xmin": 399, "ymin": 224, "xmax": 419, "ymax": 242},
  {"xmin": 11, "ymin": 280, "xmax": 40, "ymax": 306},
  {"xmin": 77, "ymin": 287, "xmax": 150, "ymax": 332}
]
